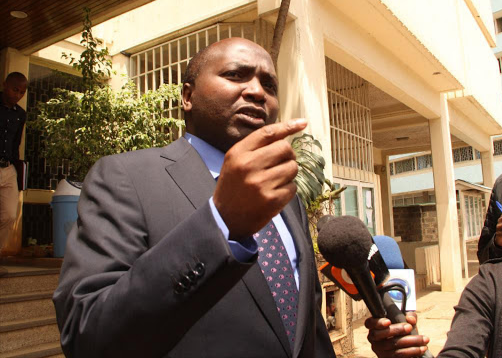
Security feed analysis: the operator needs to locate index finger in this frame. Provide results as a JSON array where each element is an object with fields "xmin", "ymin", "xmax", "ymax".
[{"xmin": 237, "ymin": 118, "xmax": 308, "ymax": 151}]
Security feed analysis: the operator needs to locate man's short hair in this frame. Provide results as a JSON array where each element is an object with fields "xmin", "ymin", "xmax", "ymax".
[
  {"xmin": 183, "ymin": 45, "xmax": 213, "ymax": 85},
  {"xmin": 5, "ymin": 72, "xmax": 28, "ymax": 84}
]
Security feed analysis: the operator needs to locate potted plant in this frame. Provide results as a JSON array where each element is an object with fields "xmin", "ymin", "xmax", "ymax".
[{"xmin": 30, "ymin": 9, "xmax": 182, "ymax": 256}]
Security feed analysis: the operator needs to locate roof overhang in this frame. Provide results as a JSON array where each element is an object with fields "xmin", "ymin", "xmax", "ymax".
[{"xmin": 1, "ymin": 0, "xmax": 155, "ymax": 55}]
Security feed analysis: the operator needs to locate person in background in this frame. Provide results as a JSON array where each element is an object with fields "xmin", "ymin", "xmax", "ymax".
[
  {"xmin": 366, "ymin": 257, "xmax": 502, "ymax": 358},
  {"xmin": 478, "ymin": 174, "xmax": 502, "ymax": 263},
  {"xmin": 0, "ymin": 72, "xmax": 27, "ymax": 269}
]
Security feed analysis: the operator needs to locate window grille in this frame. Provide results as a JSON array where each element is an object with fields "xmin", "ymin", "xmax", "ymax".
[
  {"xmin": 129, "ymin": 21, "xmax": 272, "ymax": 119},
  {"xmin": 494, "ymin": 140, "xmax": 502, "ymax": 156},
  {"xmin": 474, "ymin": 150, "xmax": 481, "ymax": 160},
  {"xmin": 325, "ymin": 57, "xmax": 373, "ymax": 173},
  {"xmin": 462, "ymin": 195, "xmax": 485, "ymax": 238},
  {"xmin": 416, "ymin": 154, "xmax": 432, "ymax": 170},
  {"xmin": 453, "ymin": 146, "xmax": 473, "ymax": 163},
  {"xmin": 394, "ymin": 158, "xmax": 415, "ymax": 174},
  {"xmin": 389, "ymin": 163, "xmax": 394, "ymax": 175}
]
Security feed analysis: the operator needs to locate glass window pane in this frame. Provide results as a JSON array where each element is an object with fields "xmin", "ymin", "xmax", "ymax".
[
  {"xmin": 171, "ymin": 41, "xmax": 178, "ymax": 63},
  {"xmin": 344, "ymin": 185, "xmax": 359, "ymax": 217},
  {"xmin": 163, "ymin": 68, "xmax": 170, "ymax": 84},
  {"xmin": 147, "ymin": 73, "xmax": 153, "ymax": 91},
  {"xmin": 179, "ymin": 37, "xmax": 187, "ymax": 61},
  {"xmin": 139, "ymin": 75, "xmax": 145, "ymax": 93},
  {"xmin": 147, "ymin": 50, "xmax": 154, "ymax": 71},
  {"xmin": 363, "ymin": 188, "xmax": 375, "ymax": 235},
  {"xmin": 198, "ymin": 31, "xmax": 208, "ymax": 51},
  {"xmin": 243, "ymin": 24, "xmax": 255, "ymax": 40},
  {"xmin": 230, "ymin": 24, "xmax": 242, "ymax": 38},
  {"xmin": 154, "ymin": 48, "xmax": 161, "ymax": 69},
  {"xmin": 162, "ymin": 45, "xmax": 169, "ymax": 66},
  {"xmin": 188, "ymin": 35, "xmax": 197, "ymax": 57},
  {"xmin": 171, "ymin": 65, "xmax": 178, "ymax": 85},
  {"xmin": 208, "ymin": 26, "xmax": 218, "ymax": 45},
  {"xmin": 139, "ymin": 53, "xmax": 145, "ymax": 74},
  {"xmin": 130, "ymin": 56, "xmax": 137, "ymax": 77},
  {"xmin": 154, "ymin": 71, "xmax": 161, "ymax": 90},
  {"xmin": 219, "ymin": 24, "xmax": 229, "ymax": 40}
]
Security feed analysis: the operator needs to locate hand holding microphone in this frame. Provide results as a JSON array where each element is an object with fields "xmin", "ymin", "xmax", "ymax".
[{"xmin": 317, "ymin": 215, "xmax": 432, "ymax": 358}]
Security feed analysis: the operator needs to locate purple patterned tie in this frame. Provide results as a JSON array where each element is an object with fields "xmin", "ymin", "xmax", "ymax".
[{"xmin": 254, "ymin": 221, "xmax": 299, "ymax": 349}]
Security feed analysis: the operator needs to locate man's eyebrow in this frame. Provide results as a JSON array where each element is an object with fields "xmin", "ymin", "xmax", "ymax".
[{"xmin": 222, "ymin": 62, "xmax": 278, "ymax": 83}]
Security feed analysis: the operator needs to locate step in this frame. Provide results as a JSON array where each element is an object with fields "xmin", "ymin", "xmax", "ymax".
[
  {"xmin": 0, "ymin": 272, "xmax": 59, "ymax": 297},
  {"xmin": 0, "ymin": 342, "xmax": 62, "ymax": 358},
  {"xmin": 0, "ymin": 316, "xmax": 57, "ymax": 333},
  {"xmin": 0, "ymin": 321, "xmax": 59, "ymax": 354},
  {"xmin": 0, "ymin": 293, "xmax": 55, "ymax": 322}
]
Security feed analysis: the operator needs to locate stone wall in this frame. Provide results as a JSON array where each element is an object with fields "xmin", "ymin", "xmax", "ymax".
[{"xmin": 393, "ymin": 204, "xmax": 462, "ymax": 242}]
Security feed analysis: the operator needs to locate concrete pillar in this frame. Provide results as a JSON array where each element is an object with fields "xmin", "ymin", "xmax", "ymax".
[
  {"xmin": 481, "ymin": 148, "xmax": 495, "ymax": 203},
  {"xmin": 375, "ymin": 154, "xmax": 394, "ymax": 237},
  {"xmin": 109, "ymin": 53, "xmax": 130, "ymax": 91},
  {"xmin": 263, "ymin": 0, "xmax": 334, "ymax": 179},
  {"xmin": 0, "ymin": 48, "xmax": 29, "ymax": 256},
  {"xmin": 429, "ymin": 93, "xmax": 463, "ymax": 292}
]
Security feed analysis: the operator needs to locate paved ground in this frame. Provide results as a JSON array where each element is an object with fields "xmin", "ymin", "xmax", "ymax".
[{"xmin": 350, "ymin": 274, "xmax": 477, "ymax": 357}]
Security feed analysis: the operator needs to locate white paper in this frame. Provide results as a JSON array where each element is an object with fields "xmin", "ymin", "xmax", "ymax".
[{"xmin": 387, "ymin": 269, "xmax": 417, "ymax": 311}]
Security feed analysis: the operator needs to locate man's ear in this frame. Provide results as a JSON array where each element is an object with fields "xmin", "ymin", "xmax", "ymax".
[{"xmin": 182, "ymin": 83, "xmax": 193, "ymax": 112}]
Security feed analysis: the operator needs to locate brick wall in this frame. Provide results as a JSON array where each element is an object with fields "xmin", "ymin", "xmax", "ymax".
[{"xmin": 393, "ymin": 204, "xmax": 462, "ymax": 242}]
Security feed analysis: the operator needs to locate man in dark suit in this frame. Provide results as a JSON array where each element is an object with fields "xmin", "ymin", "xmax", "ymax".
[{"xmin": 53, "ymin": 37, "xmax": 336, "ymax": 358}]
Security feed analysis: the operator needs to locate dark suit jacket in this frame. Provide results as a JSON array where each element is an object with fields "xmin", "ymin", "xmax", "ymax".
[{"xmin": 53, "ymin": 137, "xmax": 336, "ymax": 358}]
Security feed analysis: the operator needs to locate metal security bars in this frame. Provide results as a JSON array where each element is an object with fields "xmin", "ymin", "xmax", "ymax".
[
  {"xmin": 325, "ymin": 57, "xmax": 373, "ymax": 178},
  {"xmin": 129, "ymin": 21, "xmax": 272, "ymax": 119}
]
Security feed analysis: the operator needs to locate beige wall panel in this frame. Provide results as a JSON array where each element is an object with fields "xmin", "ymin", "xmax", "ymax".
[
  {"xmin": 94, "ymin": 0, "xmax": 256, "ymax": 55},
  {"xmin": 456, "ymin": 0, "xmax": 502, "ymax": 126},
  {"xmin": 318, "ymin": 1, "xmax": 441, "ymax": 120},
  {"xmin": 378, "ymin": 0, "xmax": 466, "ymax": 88}
]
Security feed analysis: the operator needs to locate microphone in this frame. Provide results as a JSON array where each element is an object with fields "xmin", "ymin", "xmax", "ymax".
[
  {"xmin": 317, "ymin": 215, "xmax": 434, "ymax": 358},
  {"xmin": 317, "ymin": 215, "xmax": 387, "ymax": 317},
  {"xmin": 372, "ymin": 235, "xmax": 404, "ymax": 269}
]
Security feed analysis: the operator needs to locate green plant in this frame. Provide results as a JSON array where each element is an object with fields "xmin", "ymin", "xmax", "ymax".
[
  {"xmin": 30, "ymin": 8, "xmax": 183, "ymax": 182},
  {"xmin": 292, "ymin": 133, "xmax": 326, "ymax": 208},
  {"xmin": 291, "ymin": 133, "xmax": 346, "ymax": 253}
]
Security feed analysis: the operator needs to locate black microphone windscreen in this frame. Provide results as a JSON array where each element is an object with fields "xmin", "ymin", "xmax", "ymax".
[
  {"xmin": 316, "ymin": 215, "xmax": 336, "ymax": 233},
  {"xmin": 317, "ymin": 215, "xmax": 373, "ymax": 269}
]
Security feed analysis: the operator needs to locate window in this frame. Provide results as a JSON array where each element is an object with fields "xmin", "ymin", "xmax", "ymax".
[
  {"xmin": 392, "ymin": 192, "xmax": 435, "ymax": 207},
  {"xmin": 494, "ymin": 139, "xmax": 502, "ymax": 156},
  {"xmin": 496, "ymin": 17, "xmax": 502, "ymax": 34},
  {"xmin": 325, "ymin": 57, "xmax": 373, "ymax": 174},
  {"xmin": 463, "ymin": 194, "xmax": 484, "ymax": 238},
  {"xmin": 394, "ymin": 158, "xmax": 415, "ymax": 174},
  {"xmin": 453, "ymin": 146, "xmax": 473, "ymax": 163},
  {"xmin": 416, "ymin": 154, "xmax": 432, "ymax": 170},
  {"xmin": 332, "ymin": 179, "xmax": 376, "ymax": 233}
]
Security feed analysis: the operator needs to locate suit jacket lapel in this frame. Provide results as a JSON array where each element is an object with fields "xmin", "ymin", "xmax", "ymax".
[
  {"xmin": 281, "ymin": 200, "xmax": 313, "ymax": 358},
  {"xmin": 161, "ymin": 137, "xmax": 216, "ymax": 209}
]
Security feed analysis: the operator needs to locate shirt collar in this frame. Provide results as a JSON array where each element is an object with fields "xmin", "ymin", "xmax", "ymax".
[
  {"xmin": 185, "ymin": 133, "xmax": 224, "ymax": 179},
  {"xmin": 0, "ymin": 93, "xmax": 17, "ymax": 110}
]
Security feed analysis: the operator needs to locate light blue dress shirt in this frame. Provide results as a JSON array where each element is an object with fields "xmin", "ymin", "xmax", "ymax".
[{"xmin": 185, "ymin": 133, "xmax": 300, "ymax": 288}]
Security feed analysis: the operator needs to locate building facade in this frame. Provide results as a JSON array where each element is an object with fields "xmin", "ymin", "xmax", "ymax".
[{"xmin": 2, "ymin": 1, "xmax": 502, "ymax": 352}]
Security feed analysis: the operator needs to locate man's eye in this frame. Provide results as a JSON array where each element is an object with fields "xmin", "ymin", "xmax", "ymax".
[
  {"xmin": 224, "ymin": 71, "xmax": 242, "ymax": 79},
  {"xmin": 263, "ymin": 82, "xmax": 278, "ymax": 93}
]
